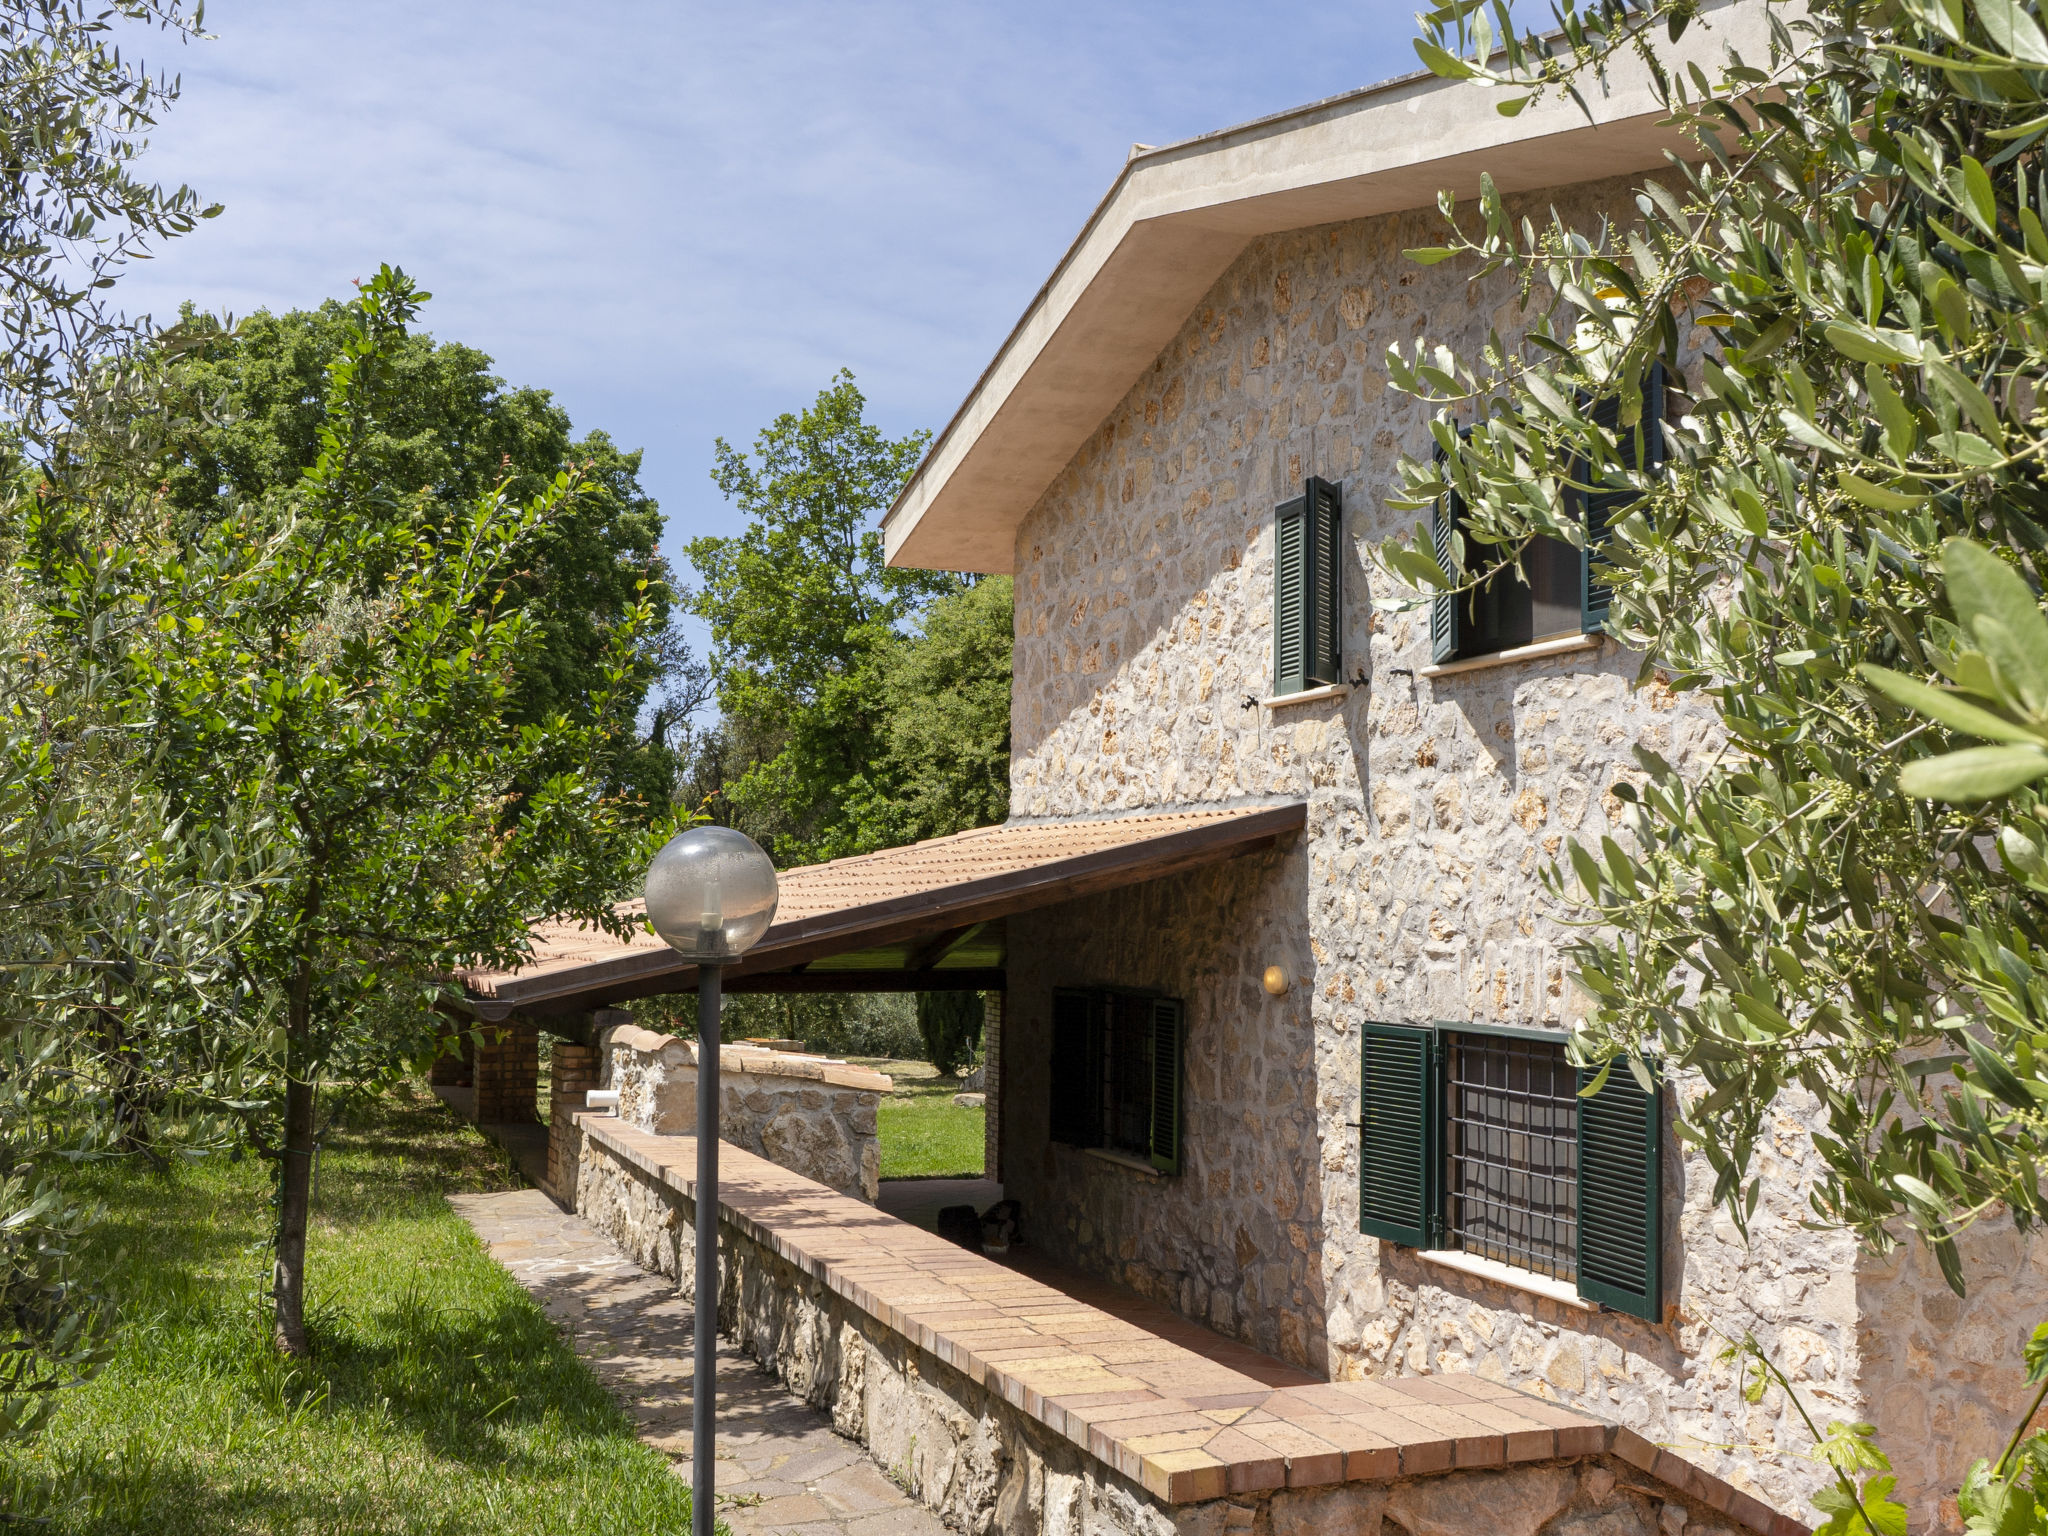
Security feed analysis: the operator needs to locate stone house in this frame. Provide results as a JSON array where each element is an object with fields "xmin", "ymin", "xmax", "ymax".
[{"xmin": 874, "ymin": 9, "xmax": 2042, "ymax": 1528}]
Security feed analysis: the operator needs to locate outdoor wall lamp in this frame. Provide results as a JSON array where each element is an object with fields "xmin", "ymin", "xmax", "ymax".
[
  {"xmin": 644, "ymin": 824, "xmax": 779, "ymax": 1536},
  {"xmin": 1263, "ymin": 966, "xmax": 1290, "ymax": 997}
]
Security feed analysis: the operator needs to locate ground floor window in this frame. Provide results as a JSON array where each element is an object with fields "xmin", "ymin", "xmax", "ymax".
[
  {"xmin": 1048, "ymin": 988, "xmax": 1185, "ymax": 1175},
  {"xmin": 1443, "ymin": 1032, "xmax": 1579, "ymax": 1280},
  {"xmin": 1359, "ymin": 1021, "xmax": 1662, "ymax": 1320}
]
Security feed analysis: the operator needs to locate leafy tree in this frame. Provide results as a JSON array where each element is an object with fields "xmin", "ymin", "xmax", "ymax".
[
  {"xmin": 915, "ymin": 991, "xmax": 983, "ymax": 1078},
  {"xmin": 846, "ymin": 575, "xmax": 1014, "ymax": 848},
  {"xmin": 150, "ymin": 301, "xmax": 679, "ymax": 805},
  {"xmin": 28, "ymin": 268, "xmax": 663, "ymax": 1355},
  {"xmin": 1378, "ymin": 0, "xmax": 2048, "ymax": 1522},
  {"xmin": 687, "ymin": 371, "xmax": 954, "ymax": 862}
]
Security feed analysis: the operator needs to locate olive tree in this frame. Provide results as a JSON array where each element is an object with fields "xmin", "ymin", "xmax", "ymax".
[
  {"xmin": 0, "ymin": 0, "xmax": 226, "ymax": 1439},
  {"xmin": 1374, "ymin": 0, "xmax": 2048, "ymax": 1525}
]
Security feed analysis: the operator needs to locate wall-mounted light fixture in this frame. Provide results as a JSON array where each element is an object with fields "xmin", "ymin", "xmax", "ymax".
[{"xmin": 1262, "ymin": 966, "xmax": 1289, "ymax": 997}]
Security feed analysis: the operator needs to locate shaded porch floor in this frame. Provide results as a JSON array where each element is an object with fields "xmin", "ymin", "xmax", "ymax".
[{"xmin": 877, "ymin": 1177, "xmax": 1314, "ymax": 1391}]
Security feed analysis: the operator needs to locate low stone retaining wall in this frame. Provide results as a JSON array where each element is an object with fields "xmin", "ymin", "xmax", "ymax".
[
  {"xmin": 574, "ymin": 1115, "xmax": 1800, "ymax": 1536},
  {"xmin": 601, "ymin": 1024, "xmax": 887, "ymax": 1202}
]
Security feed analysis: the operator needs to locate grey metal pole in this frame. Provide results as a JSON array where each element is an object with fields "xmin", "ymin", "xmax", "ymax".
[{"xmin": 694, "ymin": 962, "xmax": 721, "ymax": 1536}]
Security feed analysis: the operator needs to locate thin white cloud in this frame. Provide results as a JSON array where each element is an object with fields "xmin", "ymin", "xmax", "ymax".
[{"xmin": 115, "ymin": 0, "xmax": 1423, "ymax": 620}]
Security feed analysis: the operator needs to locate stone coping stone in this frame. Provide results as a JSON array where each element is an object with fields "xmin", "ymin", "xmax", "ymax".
[
  {"xmin": 607, "ymin": 1023, "xmax": 891, "ymax": 1093},
  {"xmin": 574, "ymin": 1115, "xmax": 1802, "ymax": 1536}
]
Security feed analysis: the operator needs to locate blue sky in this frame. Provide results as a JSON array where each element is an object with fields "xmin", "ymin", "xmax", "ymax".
[{"xmin": 120, "ymin": 2, "xmax": 1424, "ymax": 642}]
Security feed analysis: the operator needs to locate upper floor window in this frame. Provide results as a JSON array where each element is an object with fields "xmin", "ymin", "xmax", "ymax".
[
  {"xmin": 1358, "ymin": 1021, "xmax": 1663, "ymax": 1320},
  {"xmin": 1272, "ymin": 477, "xmax": 1344, "ymax": 696},
  {"xmin": 1048, "ymin": 988, "xmax": 1186, "ymax": 1175},
  {"xmin": 1430, "ymin": 363, "xmax": 1669, "ymax": 665}
]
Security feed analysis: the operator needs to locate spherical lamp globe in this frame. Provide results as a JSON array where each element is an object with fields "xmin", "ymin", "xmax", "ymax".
[{"xmin": 644, "ymin": 825, "xmax": 779, "ymax": 964}]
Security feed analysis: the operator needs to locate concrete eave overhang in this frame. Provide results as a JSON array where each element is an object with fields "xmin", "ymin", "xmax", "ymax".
[{"xmin": 882, "ymin": 0, "xmax": 1767, "ymax": 576}]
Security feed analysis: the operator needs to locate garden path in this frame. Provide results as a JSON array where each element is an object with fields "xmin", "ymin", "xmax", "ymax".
[{"xmin": 452, "ymin": 1188, "xmax": 946, "ymax": 1536}]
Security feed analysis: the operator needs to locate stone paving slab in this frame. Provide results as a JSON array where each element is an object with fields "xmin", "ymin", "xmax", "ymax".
[{"xmin": 452, "ymin": 1188, "xmax": 947, "ymax": 1536}]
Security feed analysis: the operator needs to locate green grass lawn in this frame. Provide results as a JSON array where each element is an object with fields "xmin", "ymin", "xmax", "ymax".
[
  {"xmin": 859, "ymin": 1060, "xmax": 985, "ymax": 1180},
  {"xmin": 0, "ymin": 1081, "xmax": 692, "ymax": 1535}
]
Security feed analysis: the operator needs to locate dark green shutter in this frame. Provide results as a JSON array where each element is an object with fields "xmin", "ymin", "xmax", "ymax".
[
  {"xmin": 1429, "ymin": 442, "xmax": 1464, "ymax": 665},
  {"xmin": 1575, "ymin": 1059, "xmax": 1663, "ymax": 1321},
  {"xmin": 1049, "ymin": 989, "xmax": 1102, "ymax": 1147},
  {"xmin": 1273, "ymin": 493, "xmax": 1308, "ymax": 695},
  {"xmin": 1305, "ymin": 477, "xmax": 1342, "ymax": 687},
  {"xmin": 1147, "ymin": 997, "xmax": 1185, "ymax": 1175},
  {"xmin": 1577, "ymin": 362, "xmax": 1667, "ymax": 635},
  {"xmin": 1360, "ymin": 1023, "xmax": 1439, "ymax": 1247}
]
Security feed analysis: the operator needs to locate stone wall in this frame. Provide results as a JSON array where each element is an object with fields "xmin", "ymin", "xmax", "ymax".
[
  {"xmin": 1856, "ymin": 1219, "xmax": 2048, "ymax": 1531},
  {"xmin": 575, "ymin": 1124, "xmax": 1763, "ymax": 1536},
  {"xmin": 992, "ymin": 166, "xmax": 2030, "ymax": 1525},
  {"xmin": 605, "ymin": 1024, "xmax": 885, "ymax": 1202},
  {"xmin": 1005, "ymin": 846, "xmax": 1319, "ymax": 1369}
]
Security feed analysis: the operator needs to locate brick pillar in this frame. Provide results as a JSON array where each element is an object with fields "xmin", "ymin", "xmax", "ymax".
[
  {"xmin": 427, "ymin": 1022, "xmax": 474, "ymax": 1087},
  {"xmin": 546, "ymin": 1039, "xmax": 600, "ymax": 1205},
  {"xmin": 472, "ymin": 1020, "xmax": 538, "ymax": 1124},
  {"xmin": 984, "ymin": 990, "xmax": 1003, "ymax": 1183}
]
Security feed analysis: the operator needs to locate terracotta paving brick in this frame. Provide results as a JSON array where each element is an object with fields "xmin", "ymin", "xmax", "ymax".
[{"xmin": 572, "ymin": 1119, "xmax": 1785, "ymax": 1527}]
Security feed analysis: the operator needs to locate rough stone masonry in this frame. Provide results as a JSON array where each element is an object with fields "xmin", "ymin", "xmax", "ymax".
[
  {"xmin": 995, "ymin": 166, "xmax": 2045, "ymax": 1528},
  {"xmin": 573, "ymin": 1113, "xmax": 1791, "ymax": 1536},
  {"xmin": 603, "ymin": 1024, "xmax": 886, "ymax": 1203}
]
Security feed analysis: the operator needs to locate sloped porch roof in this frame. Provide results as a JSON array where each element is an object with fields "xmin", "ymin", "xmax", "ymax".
[{"xmin": 460, "ymin": 801, "xmax": 1305, "ymax": 1022}]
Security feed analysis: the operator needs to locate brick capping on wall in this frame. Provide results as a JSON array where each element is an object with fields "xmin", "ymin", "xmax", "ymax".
[
  {"xmin": 573, "ymin": 1113, "xmax": 1803, "ymax": 1535},
  {"xmin": 604, "ymin": 1023, "xmax": 892, "ymax": 1093}
]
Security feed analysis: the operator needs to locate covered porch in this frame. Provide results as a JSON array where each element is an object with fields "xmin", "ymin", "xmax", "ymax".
[
  {"xmin": 444, "ymin": 802, "xmax": 1308, "ymax": 1202},
  {"xmin": 440, "ymin": 803, "xmax": 1797, "ymax": 1533}
]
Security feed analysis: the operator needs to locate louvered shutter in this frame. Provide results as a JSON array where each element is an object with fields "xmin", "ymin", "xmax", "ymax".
[
  {"xmin": 1429, "ymin": 442, "xmax": 1464, "ymax": 665},
  {"xmin": 1575, "ymin": 1059, "xmax": 1663, "ymax": 1321},
  {"xmin": 1049, "ymin": 989, "xmax": 1102, "ymax": 1147},
  {"xmin": 1360, "ymin": 1023, "xmax": 1439, "ymax": 1247},
  {"xmin": 1147, "ymin": 997, "xmax": 1185, "ymax": 1175},
  {"xmin": 1273, "ymin": 493, "xmax": 1308, "ymax": 695},
  {"xmin": 1305, "ymin": 477, "xmax": 1343, "ymax": 687},
  {"xmin": 1577, "ymin": 362, "xmax": 1668, "ymax": 635}
]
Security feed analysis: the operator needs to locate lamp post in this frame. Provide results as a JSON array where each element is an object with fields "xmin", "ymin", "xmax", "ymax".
[{"xmin": 644, "ymin": 825, "xmax": 778, "ymax": 1536}]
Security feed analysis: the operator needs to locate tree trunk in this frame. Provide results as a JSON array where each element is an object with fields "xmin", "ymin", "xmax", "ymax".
[{"xmin": 272, "ymin": 1065, "xmax": 316, "ymax": 1357}]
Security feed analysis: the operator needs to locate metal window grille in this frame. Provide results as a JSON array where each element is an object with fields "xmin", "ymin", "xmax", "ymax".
[
  {"xmin": 1444, "ymin": 1033, "xmax": 1578, "ymax": 1279},
  {"xmin": 1099, "ymin": 998, "xmax": 1154, "ymax": 1157}
]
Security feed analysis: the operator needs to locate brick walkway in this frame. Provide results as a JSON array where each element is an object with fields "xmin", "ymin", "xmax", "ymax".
[{"xmin": 452, "ymin": 1189, "xmax": 945, "ymax": 1536}]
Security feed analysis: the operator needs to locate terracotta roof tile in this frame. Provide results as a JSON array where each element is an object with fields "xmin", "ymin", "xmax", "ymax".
[{"xmin": 463, "ymin": 802, "xmax": 1303, "ymax": 1009}]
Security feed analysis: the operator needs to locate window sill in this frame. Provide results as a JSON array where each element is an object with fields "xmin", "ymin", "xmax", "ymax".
[
  {"xmin": 1082, "ymin": 1146, "xmax": 1168, "ymax": 1179},
  {"xmin": 1419, "ymin": 633, "xmax": 1603, "ymax": 679},
  {"xmin": 1414, "ymin": 1247, "xmax": 1594, "ymax": 1311},
  {"xmin": 1262, "ymin": 682, "xmax": 1351, "ymax": 710}
]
